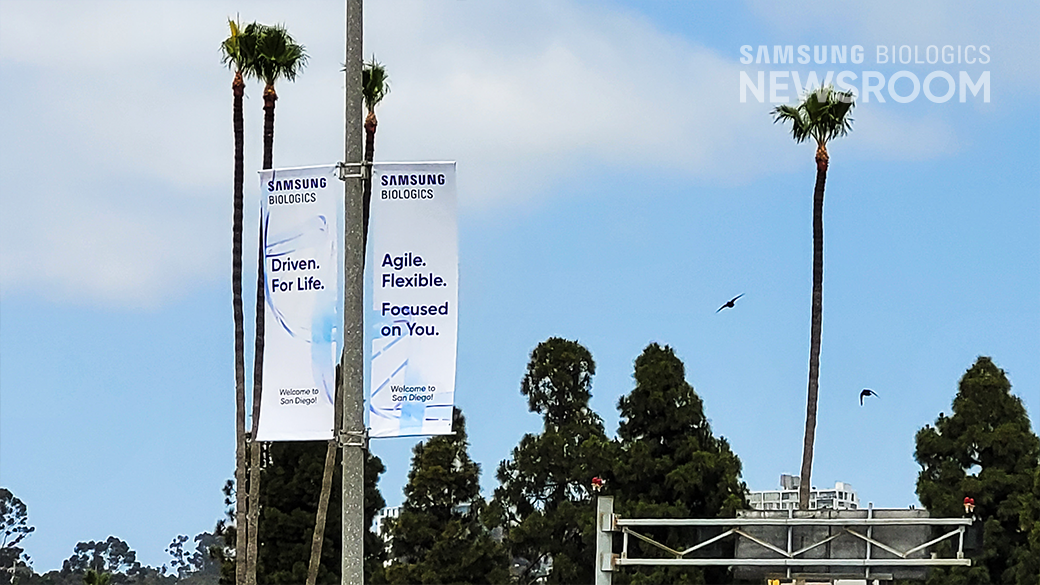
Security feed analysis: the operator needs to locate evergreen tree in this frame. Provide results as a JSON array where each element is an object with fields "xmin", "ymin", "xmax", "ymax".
[
  {"xmin": 165, "ymin": 532, "xmax": 223, "ymax": 584},
  {"xmin": 364, "ymin": 452, "xmax": 389, "ymax": 584},
  {"xmin": 256, "ymin": 442, "xmax": 342, "ymax": 585},
  {"xmin": 492, "ymin": 338, "xmax": 611, "ymax": 585},
  {"xmin": 385, "ymin": 408, "xmax": 508, "ymax": 584},
  {"xmin": 251, "ymin": 444, "xmax": 386, "ymax": 585},
  {"xmin": 214, "ymin": 479, "xmax": 237, "ymax": 585},
  {"xmin": 59, "ymin": 537, "xmax": 142, "ymax": 585},
  {"xmin": 0, "ymin": 488, "xmax": 35, "ymax": 585},
  {"xmin": 914, "ymin": 356, "xmax": 1039, "ymax": 585},
  {"xmin": 1012, "ymin": 465, "xmax": 1040, "ymax": 584},
  {"xmin": 611, "ymin": 343, "xmax": 747, "ymax": 585}
]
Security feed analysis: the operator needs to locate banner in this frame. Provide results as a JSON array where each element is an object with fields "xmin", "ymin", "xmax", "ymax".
[
  {"xmin": 368, "ymin": 162, "xmax": 457, "ymax": 437},
  {"xmin": 255, "ymin": 164, "xmax": 342, "ymax": 441}
]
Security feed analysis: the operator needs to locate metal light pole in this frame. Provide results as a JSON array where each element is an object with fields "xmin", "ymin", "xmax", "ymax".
[{"xmin": 341, "ymin": 0, "xmax": 364, "ymax": 583}]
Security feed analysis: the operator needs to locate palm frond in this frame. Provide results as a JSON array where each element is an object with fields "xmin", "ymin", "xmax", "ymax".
[
  {"xmin": 247, "ymin": 23, "xmax": 308, "ymax": 86},
  {"xmin": 773, "ymin": 85, "xmax": 855, "ymax": 146},
  {"xmin": 772, "ymin": 104, "xmax": 810, "ymax": 143},
  {"xmin": 362, "ymin": 57, "xmax": 390, "ymax": 112},
  {"xmin": 220, "ymin": 18, "xmax": 254, "ymax": 71}
]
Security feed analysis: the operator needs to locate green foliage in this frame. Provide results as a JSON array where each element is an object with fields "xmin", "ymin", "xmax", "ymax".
[
  {"xmin": 364, "ymin": 452, "xmax": 388, "ymax": 584},
  {"xmin": 0, "ymin": 487, "xmax": 34, "ymax": 571},
  {"xmin": 62, "ymin": 537, "xmax": 138, "ymax": 576},
  {"xmin": 915, "ymin": 356, "xmax": 1040, "ymax": 585},
  {"xmin": 165, "ymin": 532, "xmax": 223, "ymax": 584},
  {"xmin": 0, "ymin": 488, "xmax": 35, "ymax": 584},
  {"xmin": 219, "ymin": 19, "xmax": 258, "ymax": 74},
  {"xmin": 771, "ymin": 85, "xmax": 855, "ymax": 145},
  {"xmin": 256, "ymin": 442, "xmax": 342, "ymax": 585},
  {"xmin": 243, "ymin": 23, "xmax": 307, "ymax": 87},
  {"xmin": 611, "ymin": 343, "xmax": 748, "ymax": 585},
  {"xmin": 1012, "ymin": 466, "xmax": 1040, "ymax": 584},
  {"xmin": 362, "ymin": 58, "xmax": 390, "ymax": 114},
  {"xmin": 493, "ymin": 338, "xmax": 610, "ymax": 585},
  {"xmin": 214, "ymin": 480, "xmax": 237, "ymax": 585},
  {"xmin": 247, "ymin": 444, "xmax": 385, "ymax": 585},
  {"xmin": 84, "ymin": 569, "xmax": 112, "ymax": 585},
  {"xmin": 165, "ymin": 535, "xmax": 195, "ymax": 579},
  {"xmin": 0, "ymin": 488, "xmax": 34, "ymax": 552},
  {"xmin": 47, "ymin": 536, "xmax": 176, "ymax": 585},
  {"xmin": 385, "ymin": 408, "xmax": 509, "ymax": 585}
]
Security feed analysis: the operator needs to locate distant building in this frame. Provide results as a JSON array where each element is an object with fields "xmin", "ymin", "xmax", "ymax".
[
  {"xmin": 375, "ymin": 505, "xmax": 401, "ymax": 541},
  {"xmin": 375, "ymin": 503, "xmax": 476, "ymax": 538},
  {"xmin": 748, "ymin": 474, "xmax": 859, "ymax": 511}
]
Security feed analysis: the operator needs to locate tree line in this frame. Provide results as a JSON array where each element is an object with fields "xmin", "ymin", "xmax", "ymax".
[
  {"xmin": 3, "ymin": 343, "xmax": 1037, "ymax": 584},
  {"xmin": 0, "ymin": 517, "xmax": 222, "ymax": 585}
]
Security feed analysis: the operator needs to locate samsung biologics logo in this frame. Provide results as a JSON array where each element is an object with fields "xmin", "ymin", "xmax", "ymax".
[
  {"xmin": 266, "ymin": 176, "xmax": 327, "ymax": 205},
  {"xmin": 380, "ymin": 173, "xmax": 445, "ymax": 200},
  {"xmin": 738, "ymin": 44, "xmax": 991, "ymax": 104}
]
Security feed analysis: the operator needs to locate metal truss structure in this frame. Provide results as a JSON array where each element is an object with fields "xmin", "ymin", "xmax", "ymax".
[{"xmin": 594, "ymin": 496, "xmax": 973, "ymax": 585}]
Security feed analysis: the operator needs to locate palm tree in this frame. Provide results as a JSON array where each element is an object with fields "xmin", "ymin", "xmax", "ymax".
[
  {"xmin": 250, "ymin": 23, "xmax": 308, "ymax": 169},
  {"xmin": 242, "ymin": 22, "xmax": 307, "ymax": 585},
  {"xmin": 361, "ymin": 57, "xmax": 390, "ymax": 248},
  {"xmin": 220, "ymin": 19, "xmax": 257, "ymax": 585},
  {"xmin": 772, "ymin": 86, "xmax": 854, "ymax": 511}
]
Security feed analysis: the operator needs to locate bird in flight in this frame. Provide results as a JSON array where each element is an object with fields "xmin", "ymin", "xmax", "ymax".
[
  {"xmin": 716, "ymin": 293, "xmax": 745, "ymax": 313},
  {"xmin": 860, "ymin": 388, "xmax": 879, "ymax": 405}
]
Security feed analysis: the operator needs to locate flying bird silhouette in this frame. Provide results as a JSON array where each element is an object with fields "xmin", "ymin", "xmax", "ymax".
[
  {"xmin": 860, "ymin": 388, "xmax": 878, "ymax": 405},
  {"xmin": 716, "ymin": 293, "xmax": 745, "ymax": 313}
]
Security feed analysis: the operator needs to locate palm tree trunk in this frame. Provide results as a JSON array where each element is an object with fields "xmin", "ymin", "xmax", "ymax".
[
  {"xmin": 362, "ymin": 112, "xmax": 377, "ymax": 247},
  {"xmin": 246, "ymin": 85, "xmax": 277, "ymax": 585},
  {"xmin": 231, "ymin": 70, "xmax": 249, "ymax": 585},
  {"xmin": 306, "ymin": 439, "xmax": 339, "ymax": 585},
  {"xmin": 798, "ymin": 143, "xmax": 828, "ymax": 511},
  {"xmin": 261, "ymin": 86, "xmax": 276, "ymax": 170}
]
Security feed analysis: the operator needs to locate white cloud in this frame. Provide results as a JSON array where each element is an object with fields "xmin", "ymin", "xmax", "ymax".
[
  {"xmin": 0, "ymin": 0, "xmax": 1005, "ymax": 306},
  {"xmin": 746, "ymin": 0, "xmax": 1039, "ymax": 94}
]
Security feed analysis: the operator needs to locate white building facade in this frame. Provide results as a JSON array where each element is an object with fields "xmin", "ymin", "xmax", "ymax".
[{"xmin": 748, "ymin": 474, "xmax": 859, "ymax": 511}]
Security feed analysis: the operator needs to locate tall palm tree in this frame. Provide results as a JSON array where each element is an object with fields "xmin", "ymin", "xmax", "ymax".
[
  {"xmin": 220, "ymin": 19, "xmax": 257, "ymax": 585},
  {"xmin": 242, "ymin": 22, "xmax": 307, "ymax": 585},
  {"xmin": 305, "ymin": 57, "xmax": 389, "ymax": 585},
  {"xmin": 772, "ymin": 86, "xmax": 854, "ymax": 511},
  {"xmin": 250, "ymin": 23, "xmax": 308, "ymax": 169},
  {"xmin": 361, "ymin": 57, "xmax": 390, "ymax": 248}
]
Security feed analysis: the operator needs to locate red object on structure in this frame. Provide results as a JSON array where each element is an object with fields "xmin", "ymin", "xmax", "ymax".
[
  {"xmin": 964, "ymin": 496, "xmax": 975, "ymax": 515},
  {"xmin": 591, "ymin": 477, "xmax": 604, "ymax": 492}
]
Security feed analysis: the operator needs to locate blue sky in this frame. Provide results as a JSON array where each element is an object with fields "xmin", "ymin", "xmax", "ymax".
[{"xmin": 1, "ymin": 0, "xmax": 1037, "ymax": 573}]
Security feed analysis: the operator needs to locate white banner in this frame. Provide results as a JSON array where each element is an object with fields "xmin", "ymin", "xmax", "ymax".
[
  {"xmin": 368, "ymin": 162, "xmax": 457, "ymax": 437},
  {"xmin": 255, "ymin": 164, "xmax": 342, "ymax": 441}
]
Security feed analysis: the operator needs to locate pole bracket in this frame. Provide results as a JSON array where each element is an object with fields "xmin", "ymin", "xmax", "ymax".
[
  {"xmin": 337, "ymin": 161, "xmax": 371, "ymax": 180},
  {"xmin": 338, "ymin": 429, "xmax": 368, "ymax": 449}
]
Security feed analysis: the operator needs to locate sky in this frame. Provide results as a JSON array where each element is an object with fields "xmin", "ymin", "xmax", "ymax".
[{"xmin": 1, "ymin": 0, "xmax": 1038, "ymax": 574}]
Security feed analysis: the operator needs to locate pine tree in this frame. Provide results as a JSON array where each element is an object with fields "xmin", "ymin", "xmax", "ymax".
[
  {"xmin": 364, "ymin": 452, "xmax": 389, "ymax": 584},
  {"xmin": 610, "ymin": 343, "xmax": 747, "ymax": 585},
  {"xmin": 251, "ymin": 444, "xmax": 385, "ymax": 584},
  {"xmin": 1011, "ymin": 465, "xmax": 1040, "ymax": 584},
  {"xmin": 492, "ymin": 338, "xmax": 612, "ymax": 585},
  {"xmin": 256, "ymin": 442, "xmax": 341, "ymax": 585},
  {"xmin": 385, "ymin": 408, "xmax": 508, "ymax": 584},
  {"xmin": 914, "ymin": 356, "xmax": 1040, "ymax": 585}
]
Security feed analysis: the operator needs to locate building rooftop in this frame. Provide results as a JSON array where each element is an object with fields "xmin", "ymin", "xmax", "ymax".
[{"xmin": 748, "ymin": 474, "xmax": 859, "ymax": 511}]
